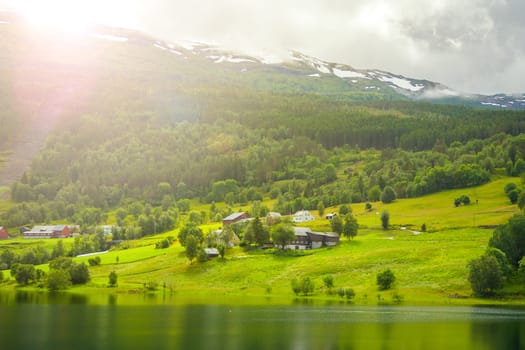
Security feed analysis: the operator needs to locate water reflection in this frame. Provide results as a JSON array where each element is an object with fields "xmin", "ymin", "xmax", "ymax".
[{"xmin": 1, "ymin": 291, "xmax": 525, "ymax": 350}]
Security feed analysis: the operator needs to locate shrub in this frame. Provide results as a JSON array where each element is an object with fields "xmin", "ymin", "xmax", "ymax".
[
  {"xmin": 300, "ymin": 277, "xmax": 315, "ymax": 296},
  {"xmin": 381, "ymin": 186, "xmax": 397, "ymax": 204},
  {"xmin": 291, "ymin": 276, "xmax": 315, "ymax": 296},
  {"xmin": 155, "ymin": 238, "xmax": 172, "ymax": 249},
  {"xmin": 70, "ymin": 263, "xmax": 90, "ymax": 285},
  {"xmin": 339, "ymin": 205, "xmax": 350, "ymax": 215},
  {"xmin": 108, "ymin": 271, "xmax": 118, "ymax": 287},
  {"xmin": 377, "ymin": 269, "xmax": 395, "ymax": 290},
  {"xmin": 504, "ymin": 183, "xmax": 517, "ymax": 195},
  {"xmin": 197, "ymin": 248, "xmax": 208, "ymax": 263},
  {"xmin": 392, "ymin": 292, "xmax": 404, "ymax": 303},
  {"xmin": 145, "ymin": 281, "xmax": 158, "ymax": 291},
  {"xmin": 88, "ymin": 256, "xmax": 101, "ymax": 266},
  {"xmin": 454, "ymin": 195, "xmax": 471, "ymax": 207},
  {"xmin": 380, "ymin": 211, "xmax": 389, "ymax": 230},
  {"xmin": 15, "ymin": 264, "xmax": 36, "ymax": 285},
  {"xmin": 507, "ymin": 189, "xmax": 520, "ymax": 204},
  {"xmin": 323, "ymin": 275, "xmax": 334, "ymax": 289},
  {"xmin": 291, "ymin": 278, "xmax": 302, "ymax": 295},
  {"xmin": 47, "ymin": 269, "xmax": 72, "ymax": 291},
  {"xmin": 344, "ymin": 288, "xmax": 355, "ymax": 300},
  {"xmin": 468, "ymin": 254, "xmax": 504, "ymax": 297}
]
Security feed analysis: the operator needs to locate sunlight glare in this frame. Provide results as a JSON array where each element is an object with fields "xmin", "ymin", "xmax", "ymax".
[{"xmin": 7, "ymin": 0, "xmax": 137, "ymax": 34}]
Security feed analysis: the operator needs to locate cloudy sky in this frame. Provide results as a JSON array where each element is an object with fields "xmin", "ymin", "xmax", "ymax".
[{"xmin": 2, "ymin": 0, "xmax": 525, "ymax": 94}]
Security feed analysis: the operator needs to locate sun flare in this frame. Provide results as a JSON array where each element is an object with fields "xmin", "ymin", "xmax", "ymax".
[{"xmin": 6, "ymin": 0, "xmax": 136, "ymax": 33}]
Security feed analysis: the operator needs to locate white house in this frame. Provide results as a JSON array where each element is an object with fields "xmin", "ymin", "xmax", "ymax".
[
  {"xmin": 293, "ymin": 210, "xmax": 315, "ymax": 223},
  {"xmin": 325, "ymin": 213, "xmax": 337, "ymax": 220}
]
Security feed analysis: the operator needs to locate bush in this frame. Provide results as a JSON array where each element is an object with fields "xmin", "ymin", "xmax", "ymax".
[
  {"xmin": 504, "ymin": 183, "xmax": 517, "ymax": 195},
  {"xmin": 507, "ymin": 190, "xmax": 520, "ymax": 204},
  {"xmin": 15, "ymin": 264, "xmax": 36, "ymax": 285},
  {"xmin": 145, "ymin": 280, "xmax": 158, "ymax": 291},
  {"xmin": 155, "ymin": 238, "xmax": 172, "ymax": 249},
  {"xmin": 197, "ymin": 248, "xmax": 209, "ymax": 263},
  {"xmin": 339, "ymin": 205, "xmax": 350, "ymax": 215},
  {"xmin": 70, "ymin": 263, "xmax": 90, "ymax": 285},
  {"xmin": 381, "ymin": 186, "xmax": 397, "ymax": 204},
  {"xmin": 108, "ymin": 271, "xmax": 118, "ymax": 287},
  {"xmin": 291, "ymin": 276, "xmax": 315, "ymax": 296},
  {"xmin": 377, "ymin": 269, "xmax": 395, "ymax": 290},
  {"xmin": 323, "ymin": 275, "xmax": 334, "ymax": 289},
  {"xmin": 291, "ymin": 278, "xmax": 302, "ymax": 295},
  {"xmin": 344, "ymin": 288, "xmax": 355, "ymax": 300},
  {"xmin": 336, "ymin": 288, "xmax": 355, "ymax": 300},
  {"xmin": 88, "ymin": 256, "xmax": 101, "ymax": 266},
  {"xmin": 454, "ymin": 195, "xmax": 471, "ymax": 207},
  {"xmin": 47, "ymin": 269, "xmax": 72, "ymax": 291},
  {"xmin": 468, "ymin": 254, "xmax": 504, "ymax": 297},
  {"xmin": 380, "ymin": 211, "xmax": 389, "ymax": 230}
]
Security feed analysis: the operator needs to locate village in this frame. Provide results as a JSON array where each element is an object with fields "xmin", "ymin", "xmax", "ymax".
[{"xmin": 0, "ymin": 209, "xmax": 341, "ymax": 257}]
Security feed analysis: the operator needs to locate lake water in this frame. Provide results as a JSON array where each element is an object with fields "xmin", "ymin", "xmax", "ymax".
[{"xmin": 1, "ymin": 291, "xmax": 524, "ymax": 350}]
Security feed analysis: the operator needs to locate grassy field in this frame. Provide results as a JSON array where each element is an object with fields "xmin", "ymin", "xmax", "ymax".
[{"xmin": 1, "ymin": 176, "xmax": 524, "ymax": 305}]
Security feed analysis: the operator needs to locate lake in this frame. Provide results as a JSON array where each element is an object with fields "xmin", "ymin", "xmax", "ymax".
[{"xmin": 1, "ymin": 291, "xmax": 524, "ymax": 350}]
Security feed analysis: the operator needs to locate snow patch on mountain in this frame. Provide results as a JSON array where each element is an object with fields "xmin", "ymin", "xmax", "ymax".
[
  {"xmin": 209, "ymin": 55, "xmax": 257, "ymax": 64},
  {"xmin": 481, "ymin": 102, "xmax": 507, "ymax": 108},
  {"xmin": 291, "ymin": 52, "xmax": 331, "ymax": 74},
  {"xmin": 377, "ymin": 75, "xmax": 424, "ymax": 92},
  {"xmin": 333, "ymin": 68, "xmax": 366, "ymax": 79}
]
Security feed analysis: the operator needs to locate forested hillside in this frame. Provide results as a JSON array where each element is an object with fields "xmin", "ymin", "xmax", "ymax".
[{"xmin": 1, "ymin": 20, "xmax": 525, "ymax": 234}]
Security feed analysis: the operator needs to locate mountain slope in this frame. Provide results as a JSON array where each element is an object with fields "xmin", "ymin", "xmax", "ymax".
[{"xmin": 1, "ymin": 16, "xmax": 525, "ymax": 191}]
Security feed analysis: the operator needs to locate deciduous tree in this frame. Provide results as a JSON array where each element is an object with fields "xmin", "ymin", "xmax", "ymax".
[{"xmin": 271, "ymin": 224, "xmax": 295, "ymax": 249}]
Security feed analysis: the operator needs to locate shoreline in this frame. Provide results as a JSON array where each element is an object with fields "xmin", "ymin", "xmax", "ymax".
[{"xmin": 2, "ymin": 284, "xmax": 525, "ymax": 307}]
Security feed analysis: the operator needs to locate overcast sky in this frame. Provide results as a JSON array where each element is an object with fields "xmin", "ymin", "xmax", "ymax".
[{"xmin": 2, "ymin": 0, "xmax": 525, "ymax": 94}]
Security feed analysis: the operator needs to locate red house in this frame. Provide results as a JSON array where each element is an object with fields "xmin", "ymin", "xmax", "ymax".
[
  {"xmin": 0, "ymin": 226, "xmax": 8, "ymax": 240},
  {"xmin": 23, "ymin": 225, "xmax": 71, "ymax": 239}
]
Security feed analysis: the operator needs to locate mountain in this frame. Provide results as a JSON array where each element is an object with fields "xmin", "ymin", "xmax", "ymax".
[
  {"xmin": 1, "ymin": 12, "xmax": 523, "ymax": 109},
  {"xmin": 2, "ymin": 13, "xmax": 525, "ymax": 232},
  {"xmin": 181, "ymin": 43, "xmax": 525, "ymax": 110}
]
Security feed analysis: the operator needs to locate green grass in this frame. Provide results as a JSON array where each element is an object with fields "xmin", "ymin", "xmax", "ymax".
[
  {"xmin": 75, "ymin": 226, "xmax": 504, "ymax": 305},
  {"xmin": 1, "ymin": 176, "xmax": 524, "ymax": 305}
]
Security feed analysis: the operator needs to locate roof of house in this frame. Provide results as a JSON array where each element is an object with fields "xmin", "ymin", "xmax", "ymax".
[
  {"xmin": 267, "ymin": 212, "xmax": 282, "ymax": 217},
  {"xmin": 294, "ymin": 210, "xmax": 313, "ymax": 216},
  {"xmin": 293, "ymin": 227, "xmax": 310, "ymax": 237},
  {"xmin": 25, "ymin": 225, "xmax": 68, "ymax": 234},
  {"xmin": 324, "ymin": 232, "xmax": 340, "ymax": 238},
  {"xmin": 223, "ymin": 212, "xmax": 248, "ymax": 221},
  {"xmin": 204, "ymin": 248, "xmax": 219, "ymax": 255}
]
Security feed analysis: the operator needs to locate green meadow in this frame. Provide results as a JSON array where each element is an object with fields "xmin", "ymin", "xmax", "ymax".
[{"xmin": 1, "ymin": 177, "xmax": 524, "ymax": 305}]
